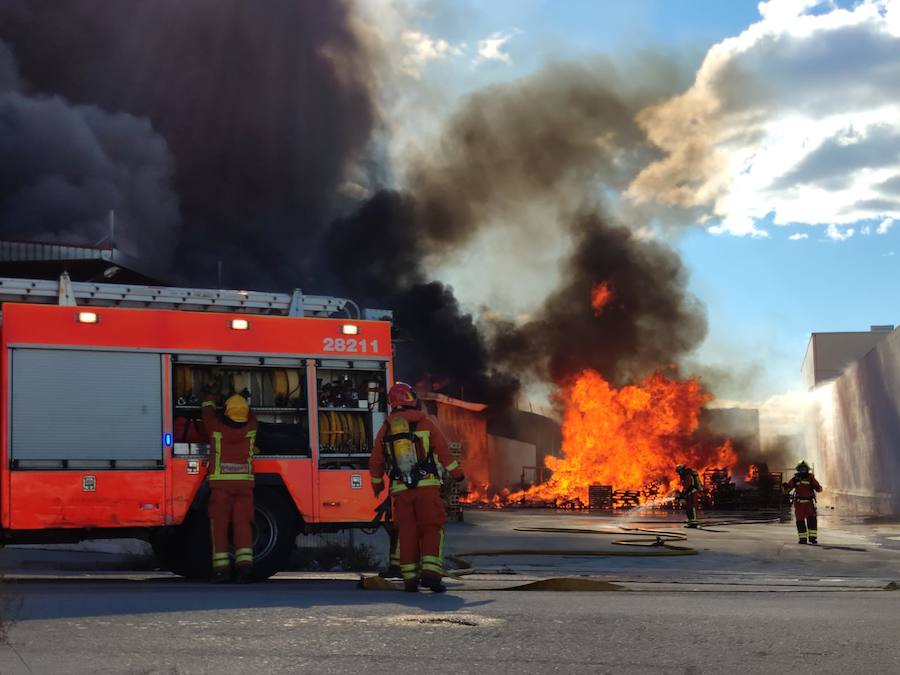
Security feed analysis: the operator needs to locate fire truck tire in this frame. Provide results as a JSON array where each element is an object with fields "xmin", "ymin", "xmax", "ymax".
[
  {"xmin": 250, "ymin": 488, "xmax": 297, "ymax": 581},
  {"xmin": 151, "ymin": 510, "xmax": 212, "ymax": 580}
]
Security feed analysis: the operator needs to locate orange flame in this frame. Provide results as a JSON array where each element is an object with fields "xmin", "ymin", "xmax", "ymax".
[
  {"xmin": 591, "ymin": 281, "xmax": 613, "ymax": 315},
  {"xmin": 467, "ymin": 369, "xmax": 736, "ymax": 507}
]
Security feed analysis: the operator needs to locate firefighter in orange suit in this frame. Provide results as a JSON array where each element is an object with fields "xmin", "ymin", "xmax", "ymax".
[
  {"xmin": 784, "ymin": 461, "xmax": 822, "ymax": 544},
  {"xmin": 675, "ymin": 464, "xmax": 702, "ymax": 528},
  {"xmin": 369, "ymin": 383, "xmax": 464, "ymax": 593},
  {"xmin": 202, "ymin": 392, "xmax": 258, "ymax": 583}
]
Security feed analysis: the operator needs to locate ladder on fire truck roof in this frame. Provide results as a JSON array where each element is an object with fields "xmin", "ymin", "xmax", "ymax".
[{"xmin": 0, "ymin": 273, "xmax": 365, "ymax": 319}]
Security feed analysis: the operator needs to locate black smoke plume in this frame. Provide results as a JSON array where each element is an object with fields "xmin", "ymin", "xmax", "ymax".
[
  {"xmin": 318, "ymin": 59, "xmax": 706, "ymax": 400},
  {"xmin": 0, "ymin": 4, "xmax": 712, "ymax": 410},
  {"xmin": 320, "ymin": 190, "xmax": 519, "ymax": 407},
  {"xmin": 0, "ymin": 43, "xmax": 179, "ymax": 266},
  {"xmin": 0, "ymin": 0, "xmax": 376, "ymax": 288},
  {"xmin": 491, "ymin": 212, "xmax": 708, "ymax": 387}
]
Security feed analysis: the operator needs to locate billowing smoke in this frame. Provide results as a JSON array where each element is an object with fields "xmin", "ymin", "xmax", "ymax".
[
  {"xmin": 0, "ymin": 42, "xmax": 179, "ymax": 266},
  {"xmin": 1, "ymin": 3, "xmax": 712, "ymax": 413},
  {"xmin": 318, "ymin": 60, "xmax": 707, "ymax": 400},
  {"xmin": 321, "ymin": 190, "xmax": 519, "ymax": 406},
  {"xmin": 0, "ymin": 0, "xmax": 376, "ymax": 288},
  {"xmin": 491, "ymin": 212, "xmax": 707, "ymax": 387}
]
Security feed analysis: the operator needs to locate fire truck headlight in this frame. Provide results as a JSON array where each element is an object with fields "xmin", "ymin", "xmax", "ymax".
[
  {"xmin": 77, "ymin": 311, "xmax": 99, "ymax": 324},
  {"xmin": 230, "ymin": 319, "xmax": 250, "ymax": 330},
  {"xmin": 341, "ymin": 324, "xmax": 359, "ymax": 336}
]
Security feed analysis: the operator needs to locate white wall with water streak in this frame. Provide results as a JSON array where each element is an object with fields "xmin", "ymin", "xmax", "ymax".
[{"xmin": 813, "ymin": 327, "xmax": 900, "ymax": 515}]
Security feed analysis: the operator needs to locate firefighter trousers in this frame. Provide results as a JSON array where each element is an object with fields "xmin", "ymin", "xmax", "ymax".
[
  {"xmin": 392, "ymin": 485, "xmax": 447, "ymax": 581},
  {"xmin": 795, "ymin": 502, "xmax": 818, "ymax": 542},
  {"xmin": 685, "ymin": 490, "xmax": 701, "ymax": 525},
  {"xmin": 208, "ymin": 482, "xmax": 255, "ymax": 570}
]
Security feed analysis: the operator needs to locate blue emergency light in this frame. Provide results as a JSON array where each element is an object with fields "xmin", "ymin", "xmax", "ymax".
[{"xmin": 164, "ymin": 433, "xmax": 173, "ymax": 447}]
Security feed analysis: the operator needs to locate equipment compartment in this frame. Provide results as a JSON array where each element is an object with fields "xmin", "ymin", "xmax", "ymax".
[
  {"xmin": 315, "ymin": 362, "xmax": 386, "ymax": 470},
  {"xmin": 172, "ymin": 362, "xmax": 310, "ymax": 457}
]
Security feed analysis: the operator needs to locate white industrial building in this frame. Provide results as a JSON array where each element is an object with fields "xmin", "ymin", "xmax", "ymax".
[{"xmin": 805, "ymin": 325, "xmax": 900, "ymax": 515}]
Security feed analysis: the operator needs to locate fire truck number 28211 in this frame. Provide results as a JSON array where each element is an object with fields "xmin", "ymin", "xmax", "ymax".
[{"xmin": 0, "ymin": 275, "xmax": 394, "ymax": 580}]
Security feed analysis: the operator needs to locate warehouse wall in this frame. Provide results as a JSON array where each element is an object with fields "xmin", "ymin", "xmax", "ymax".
[
  {"xmin": 487, "ymin": 435, "xmax": 537, "ymax": 490},
  {"xmin": 814, "ymin": 326, "xmax": 900, "ymax": 515}
]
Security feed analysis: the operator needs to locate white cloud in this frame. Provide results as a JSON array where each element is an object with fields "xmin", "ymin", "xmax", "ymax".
[
  {"xmin": 400, "ymin": 30, "xmax": 465, "ymax": 78},
  {"xmin": 789, "ymin": 232, "xmax": 809, "ymax": 240},
  {"xmin": 826, "ymin": 223, "xmax": 855, "ymax": 241},
  {"xmin": 627, "ymin": 0, "xmax": 900, "ymax": 237},
  {"xmin": 862, "ymin": 225, "xmax": 872, "ymax": 235},
  {"xmin": 474, "ymin": 30, "xmax": 518, "ymax": 64},
  {"xmin": 877, "ymin": 216, "xmax": 895, "ymax": 234}
]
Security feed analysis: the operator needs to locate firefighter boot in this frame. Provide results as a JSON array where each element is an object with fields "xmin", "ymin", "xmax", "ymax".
[
  {"xmin": 234, "ymin": 567, "xmax": 253, "ymax": 584},
  {"xmin": 380, "ymin": 565, "xmax": 403, "ymax": 579},
  {"xmin": 420, "ymin": 573, "xmax": 447, "ymax": 594},
  {"xmin": 809, "ymin": 537, "xmax": 818, "ymax": 545},
  {"xmin": 211, "ymin": 569, "xmax": 231, "ymax": 584},
  {"xmin": 404, "ymin": 579, "xmax": 419, "ymax": 593}
]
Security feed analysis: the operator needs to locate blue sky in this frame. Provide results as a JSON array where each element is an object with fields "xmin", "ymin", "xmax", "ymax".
[{"xmin": 381, "ymin": 0, "xmax": 900, "ymax": 401}]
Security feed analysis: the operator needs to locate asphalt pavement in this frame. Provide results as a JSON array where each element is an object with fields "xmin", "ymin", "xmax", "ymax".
[{"xmin": 1, "ymin": 510, "xmax": 900, "ymax": 674}]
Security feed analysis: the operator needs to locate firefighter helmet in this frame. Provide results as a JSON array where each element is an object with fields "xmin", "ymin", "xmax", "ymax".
[
  {"xmin": 388, "ymin": 382, "xmax": 418, "ymax": 409},
  {"xmin": 225, "ymin": 394, "xmax": 250, "ymax": 423},
  {"xmin": 675, "ymin": 464, "xmax": 685, "ymax": 473},
  {"xmin": 796, "ymin": 460, "xmax": 810, "ymax": 474}
]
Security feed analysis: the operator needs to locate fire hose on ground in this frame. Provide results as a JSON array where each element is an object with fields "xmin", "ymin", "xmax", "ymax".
[
  {"xmin": 362, "ymin": 500, "xmax": 778, "ymax": 590},
  {"xmin": 445, "ymin": 526, "xmax": 696, "ymax": 576},
  {"xmin": 443, "ymin": 517, "xmax": 782, "ymax": 576}
]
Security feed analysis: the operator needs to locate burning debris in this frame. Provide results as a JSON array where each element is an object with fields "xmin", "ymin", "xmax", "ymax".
[{"xmin": 462, "ymin": 369, "xmax": 737, "ymax": 509}]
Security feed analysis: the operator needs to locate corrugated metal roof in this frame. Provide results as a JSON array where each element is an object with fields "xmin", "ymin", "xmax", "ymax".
[
  {"xmin": 0, "ymin": 240, "xmax": 165, "ymax": 283},
  {"xmin": 0, "ymin": 240, "xmax": 117, "ymax": 263}
]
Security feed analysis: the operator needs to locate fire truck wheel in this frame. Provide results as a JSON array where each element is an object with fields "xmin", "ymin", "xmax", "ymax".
[
  {"xmin": 151, "ymin": 510, "xmax": 212, "ymax": 580},
  {"xmin": 250, "ymin": 488, "xmax": 297, "ymax": 581}
]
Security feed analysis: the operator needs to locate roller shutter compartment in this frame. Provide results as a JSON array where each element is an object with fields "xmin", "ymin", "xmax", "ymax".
[{"xmin": 11, "ymin": 349, "xmax": 163, "ymax": 463}]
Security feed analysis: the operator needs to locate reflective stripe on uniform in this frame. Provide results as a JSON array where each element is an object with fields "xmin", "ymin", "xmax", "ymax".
[
  {"xmin": 421, "ymin": 554, "xmax": 443, "ymax": 575},
  {"xmin": 220, "ymin": 462, "xmax": 251, "ymax": 473},
  {"xmin": 400, "ymin": 562, "xmax": 419, "ymax": 580},
  {"xmin": 389, "ymin": 476, "xmax": 442, "ymax": 494},
  {"xmin": 212, "ymin": 431, "xmax": 223, "ymax": 477},
  {"xmin": 247, "ymin": 430, "xmax": 257, "ymax": 461},
  {"xmin": 235, "ymin": 547, "xmax": 254, "ymax": 564},
  {"xmin": 213, "ymin": 551, "xmax": 231, "ymax": 568},
  {"xmin": 371, "ymin": 476, "xmax": 384, "ymax": 484},
  {"xmin": 807, "ymin": 529, "xmax": 818, "ymax": 536},
  {"xmin": 445, "ymin": 460, "xmax": 460, "ymax": 472}
]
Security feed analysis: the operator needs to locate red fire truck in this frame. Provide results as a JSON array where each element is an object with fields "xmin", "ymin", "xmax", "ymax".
[{"xmin": 0, "ymin": 274, "xmax": 394, "ymax": 579}]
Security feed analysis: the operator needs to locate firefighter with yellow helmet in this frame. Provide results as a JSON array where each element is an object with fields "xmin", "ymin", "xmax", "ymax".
[
  {"xmin": 202, "ymin": 391, "xmax": 258, "ymax": 583},
  {"xmin": 369, "ymin": 383, "xmax": 464, "ymax": 592}
]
